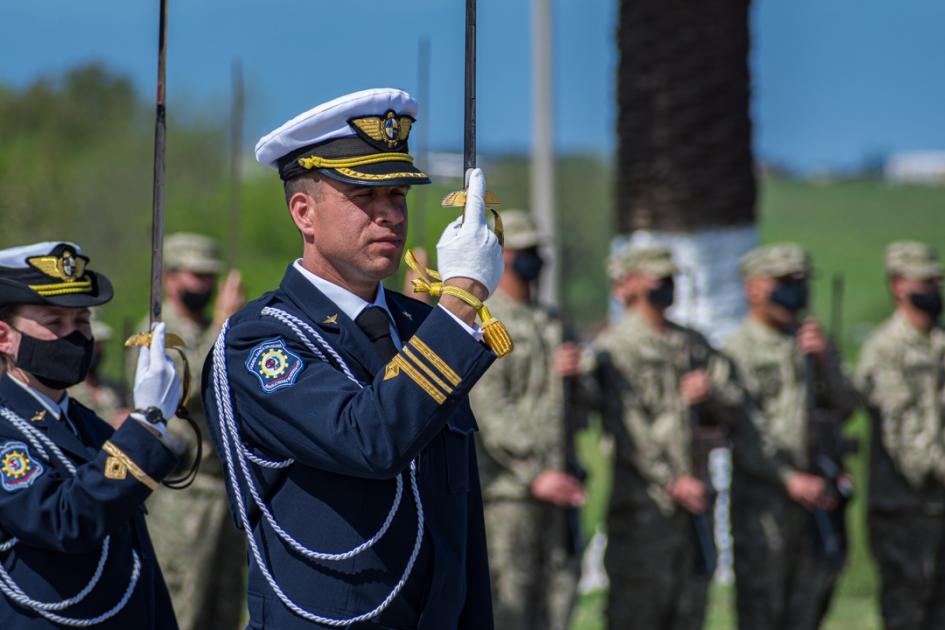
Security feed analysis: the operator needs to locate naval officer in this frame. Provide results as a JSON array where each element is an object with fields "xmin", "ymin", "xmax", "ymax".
[
  {"xmin": 0, "ymin": 241, "xmax": 181, "ymax": 628},
  {"xmin": 203, "ymin": 88, "xmax": 505, "ymax": 629}
]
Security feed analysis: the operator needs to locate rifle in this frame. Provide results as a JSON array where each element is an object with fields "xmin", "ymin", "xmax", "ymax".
[
  {"xmin": 685, "ymin": 333, "xmax": 720, "ymax": 577},
  {"xmin": 561, "ymin": 324, "xmax": 588, "ymax": 557},
  {"xmin": 803, "ymin": 273, "xmax": 857, "ymax": 570},
  {"xmin": 684, "ymin": 273, "xmax": 719, "ymax": 577}
]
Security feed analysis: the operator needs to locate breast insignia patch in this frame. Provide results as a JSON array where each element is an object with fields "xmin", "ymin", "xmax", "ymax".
[
  {"xmin": 1, "ymin": 441, "xmax": 44, "ymax": 492},
  {"xmin": 246, "ymin": 337, "xmax": 304, "ymax": 393}
]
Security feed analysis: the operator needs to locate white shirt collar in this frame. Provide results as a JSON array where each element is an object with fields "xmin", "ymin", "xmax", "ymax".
[
  {"xmin": 8, "ymin": 374, "xmax": 70, "ymax": 421},
  {"xmin": 292, "ymin": 259, "xmax": 395, "ymax": 326}
]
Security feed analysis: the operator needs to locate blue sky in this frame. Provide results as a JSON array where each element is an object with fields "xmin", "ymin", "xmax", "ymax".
[{"xmin": 2, "ymin": 0, "xmax": 944, "ymax": 172}]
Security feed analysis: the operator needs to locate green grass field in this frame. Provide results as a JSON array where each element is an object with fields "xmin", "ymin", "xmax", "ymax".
[{"xmin": 568, "ymin": 175, "xmax": 944, "ymax": 630}]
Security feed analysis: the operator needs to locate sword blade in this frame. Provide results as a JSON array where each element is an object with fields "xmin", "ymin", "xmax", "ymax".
[
  {"xmin": 149, "ymin": 0, "xmax": 169, "ymax": 326},
  {"xmin": 463, "ymin": 0, "xmax": 476, "ymax": 173}
]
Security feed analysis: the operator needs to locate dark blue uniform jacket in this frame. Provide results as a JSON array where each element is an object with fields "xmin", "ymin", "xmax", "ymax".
[
  {"xmin": 0, "ymin": 374, "xmax": 178, "ymax": 629},
  {"xmin": 203, "ymin": 265, "xmax": 496, "ymax": 629}
]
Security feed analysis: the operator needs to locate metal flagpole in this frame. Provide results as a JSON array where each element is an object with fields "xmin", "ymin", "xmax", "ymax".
[
  {"xmin": 228, "ymin": 59, "xmax": 245, "ymax": 268},
  {"xmin": 414, "ymin": 38, "xmax": 430, "ymax": 248},
  {"xmin": 531, "ymin": 0, "xmax": 556, "ymax": 303}
]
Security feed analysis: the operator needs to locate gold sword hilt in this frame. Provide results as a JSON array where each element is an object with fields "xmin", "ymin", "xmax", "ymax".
[{"xmin": 440, "ymin": 191, "xmax": 504, "ymax": 247}]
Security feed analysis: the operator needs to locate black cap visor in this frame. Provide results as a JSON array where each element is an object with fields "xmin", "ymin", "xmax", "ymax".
[
  {"xmin": 317, "ymin": 159, "xmax": 431, "ymax": 188},
  {"xmin": 0, "ymin": 271, "xmax": 113, "ymax": 309}
]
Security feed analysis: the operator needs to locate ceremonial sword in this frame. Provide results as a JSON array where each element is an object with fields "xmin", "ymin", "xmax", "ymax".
[
  {"xmin": 149, "ymin": 0, "xmax": 168, "ymax": 326},
  {"xmin": 442, "ymin": 0, "xmax": 501, "ymax": 235},
  {"xmin": 126, "ymin": 0, "xmax": 202, "ymax": 489}
]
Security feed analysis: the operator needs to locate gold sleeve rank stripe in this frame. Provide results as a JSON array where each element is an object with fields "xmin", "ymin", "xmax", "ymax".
[
  {"xmin": 407, "ymin": 337, "xmax": 461, "ymax": 387},
  {"xmin": 102, "ymin": 441, "xmax": 159, "ymax": 490},
  {"xmin": 402, "ymin": 346, "xmax": 454, "ymax": 396},
  {"xmin": 386, "ymin": 355, "xmax": 446, "ymax": 404}
]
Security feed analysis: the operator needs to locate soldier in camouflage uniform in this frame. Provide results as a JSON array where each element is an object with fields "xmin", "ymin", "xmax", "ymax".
[
  {"xmin": 595, "ymin": 244, "xmax": 745, "ymax": 630},
  {"xmin": 470, "ymin": 210, "xmax": 586, "ymax": 630},
  {"xmin": 132, "ymin": 233, "xmax": 246, "ymax": 630},
  {"xmin": 857, "ymin": 241, "xmax": 945, "ymax": 630},
  {"xmin": 70, "ymin": 312, "xmax": 129, "ymax": 427},
  {"xmin": 724, "ymin": 243, "xmax": 859, "ymax": 630}
]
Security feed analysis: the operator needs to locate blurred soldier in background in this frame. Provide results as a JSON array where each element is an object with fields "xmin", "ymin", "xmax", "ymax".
[
  {"xmin": 133, "ymin": 232, "xmax": 246, "ymax": 630},
  {"xmin": 70, "ymin": 310, "xmax": 130, "ymax": 427},
  {"xmin": 595, "ymin": 244, "xmax": 745, "ymax": 630},
  {"xmin": 470, "ymin": 210, "xmax": 586, "ymax": 630},
  {"xmin": 857, "ymin": 241, "xmax": 945, "ymax": 630},
  {"xmin": 724, "ymin": 243, "xmax": 859, "ymax": 630}
]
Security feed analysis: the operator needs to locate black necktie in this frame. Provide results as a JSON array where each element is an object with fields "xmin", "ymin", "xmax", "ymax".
[{"xmin": 355, "ymin": 306, "xmax": 398, "ymax": 362}]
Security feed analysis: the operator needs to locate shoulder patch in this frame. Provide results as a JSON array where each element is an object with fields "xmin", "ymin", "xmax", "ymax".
[
  {"xmin": 1, "ymin": 441, "xmax": 45, "ymax": 492},
  {"xmin": 245, "ymin": 337, "xmax": 305, "ymax": 393}
]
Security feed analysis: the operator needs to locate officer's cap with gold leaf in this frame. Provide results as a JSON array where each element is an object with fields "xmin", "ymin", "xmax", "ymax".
[
  {"xmin": 0, "ymin": 242, "xmax": 113, "ymax": 308},
  {"xmin": 255, "ymin": 88, "xmax": 431, "ymax": 187}
]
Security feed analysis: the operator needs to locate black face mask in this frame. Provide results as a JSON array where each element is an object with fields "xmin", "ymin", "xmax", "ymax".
[
  {"xmin": 770, "ymin": 280, "xmax": 809, "ymax": 313},
  {"xmin": 647, "ymin": 277, "xmax": 675, "ymax": 308},
  {"xmin": 87, "ymin": 347, "xmax": 104, "ymax": 379},
  {"xmin": 180, "ymin": 288, "xmax": 214, "ymax": 314},
  {"xmin": 512, "ymin": 250, "xmax": 544, "ymax": 283},
  {"xmin": 14, "ymin": 330, "xmax": 95, "ymax": 390},
  {"xmin": 909, "ymin": 289, "xmax": 943, "ymax": 319}
]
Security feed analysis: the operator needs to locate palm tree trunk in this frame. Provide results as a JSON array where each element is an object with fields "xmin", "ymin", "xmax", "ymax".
[{"xmin": 616, "ymin": 0, "xmax": 756, "ymax": 233}]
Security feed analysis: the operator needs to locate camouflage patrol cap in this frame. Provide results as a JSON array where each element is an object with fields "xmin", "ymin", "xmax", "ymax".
[
  {"xmin": 500, "ymin": 210, "xmax": 542, "ymax": 250},
  {"xmin": 164, "ymin": 232, "xmax": 223, "ymax": 274},
  {"xmin": 607, "ymin": 244, "xmax": 678, "ymax": 281},
  {"xmin": 885, "ymin": 241, "xmax": 942, "ymax": 280},
  {"xmin": 739, "ymin": 243, "xmax": 811, "ymax": 278}
]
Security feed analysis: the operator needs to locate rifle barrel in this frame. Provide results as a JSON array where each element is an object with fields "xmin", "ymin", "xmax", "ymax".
[{"xmin": 830, "ymin": 273, "xmax": 844, "ymax": 348}]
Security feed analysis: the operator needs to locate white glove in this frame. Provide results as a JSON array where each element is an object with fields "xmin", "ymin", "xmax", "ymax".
[
  {"xmin": 436, "ymin": 168, "xmax": 504, "ymax": 297},
  {"xmin": 133, "ymin": 323, "xmax": 181, "ymax": 429}
]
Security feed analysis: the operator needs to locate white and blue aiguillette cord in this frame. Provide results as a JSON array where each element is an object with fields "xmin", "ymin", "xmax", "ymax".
[
  {"xmin": 212, "ymin": 306, "xmax": 424, "ymax": 627},
  {"xmin": 0, "ymin": 407, "xmax": 141, "ymax": 626}
]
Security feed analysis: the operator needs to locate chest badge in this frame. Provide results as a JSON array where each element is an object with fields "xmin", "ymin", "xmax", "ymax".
[
  {"xmin": 246, "ymin": 337, "xmax": 305, "ymax": 393},
  {"xmin": 1, "ymin": 441, "xmax": 45, "ymax": 492}
]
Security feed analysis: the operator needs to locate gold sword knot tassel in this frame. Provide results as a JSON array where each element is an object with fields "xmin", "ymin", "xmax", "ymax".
[{"xmin": 404, "ymin": 249, "xmax": 513, "ymax": 357}]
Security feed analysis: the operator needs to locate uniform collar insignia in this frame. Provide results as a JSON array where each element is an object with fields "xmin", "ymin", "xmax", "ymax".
[
  {"xmin": 322, "ymin": 313, "xmax": 339, "ymax": 325},
  {"xmin": 30, "ymin": 410, "xmax": 47, "ymax": 422}
]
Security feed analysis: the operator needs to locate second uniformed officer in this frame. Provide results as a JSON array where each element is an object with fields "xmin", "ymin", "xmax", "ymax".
[
  {"xmin": 0, "ymin": 241, "xmax": 181, "ymax": 628},
  {"xmin": 857, "ymin": 241, "xmax": 945, "ymax": 630},
  {"xmin": 203, "ymin": 88, "xmax": 505, "ymax": 628},
  {"xmin": 470, "ymin": 210, "xmax": 586, "ymax": 630},
  {"xmin": 724, "ymin": 243, "xmax": 859, "ymax": 630},
  {"xmin": 595, "ymin": 245, "xmax": 745, "ymax": 630}
]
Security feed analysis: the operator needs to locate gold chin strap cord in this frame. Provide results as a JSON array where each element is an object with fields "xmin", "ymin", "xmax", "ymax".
[{"xmin": 404, "ymin": 249, "xmax": 513, "ymax": 358}]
